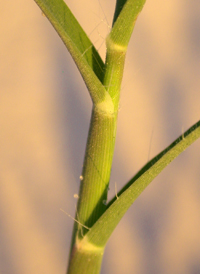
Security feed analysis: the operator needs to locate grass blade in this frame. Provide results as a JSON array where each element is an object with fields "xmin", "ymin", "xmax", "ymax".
[{"xmin": 34, "ymin": 0, "xmax": 107, "ymax": 104}]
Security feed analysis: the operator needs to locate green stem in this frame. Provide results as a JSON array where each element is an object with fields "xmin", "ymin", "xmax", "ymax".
[
  {"xmin": 103, "ymin": 35, "xmax": 126, "ymax": 109},
  {"xmin": 67, "ymin": 100, "xmax": 117, "ymax": 274},
  {"xmin": 75, "ymin": 102, "xmax": 117, "ymax": 238}
]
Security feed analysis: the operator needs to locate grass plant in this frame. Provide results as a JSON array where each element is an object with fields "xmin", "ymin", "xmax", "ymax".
[{"xmin": 33, "ymin": 0, "xmax": 200, "ymax": 273}]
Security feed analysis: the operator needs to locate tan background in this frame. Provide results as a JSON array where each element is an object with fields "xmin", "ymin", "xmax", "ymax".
[{"xmin": 1, "ymin": 0, "xmax": 200, "ymax": 273}]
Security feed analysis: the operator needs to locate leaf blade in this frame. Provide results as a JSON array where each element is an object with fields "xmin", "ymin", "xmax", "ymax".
[{"xmin": 34, "ymin": 0, "xmax": 107, "ymax": 104}]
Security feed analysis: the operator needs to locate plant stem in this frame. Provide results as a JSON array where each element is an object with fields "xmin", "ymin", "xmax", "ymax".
[
  {"xmin": 74, "ymin": 102, "xmax": 117, "ymax": 237},
  {"xmin": 67, "ymin": 99, "xmax": 117, "ymax": 273}
]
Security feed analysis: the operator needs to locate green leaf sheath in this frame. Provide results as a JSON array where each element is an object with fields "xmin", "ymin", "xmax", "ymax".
[
  {"xmin": 74, "ymin": 106, "xmax": 117, "ymax": 239},
  {"xmin": 103, "ymin": 0, "xmax": 146, "ymax": 109},
  {"xmin": 34, "ymin": 0, "xmax": 108, "ymax": 105},
  {"xmin": 84, "ymin": 120, "xmax": 200, "ymax": 247},
  {"xmin": 111, "ymin": 0, "xmax": 146, "ymax": 46},
  {"xmin": 67, "ymin": 105, "xmax": 116, "ymax": 274}
]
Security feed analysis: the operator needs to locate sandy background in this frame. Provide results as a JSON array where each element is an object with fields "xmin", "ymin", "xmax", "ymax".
[{"xmin": 1, "ymin": 0, "xmax": 200, "ymax": 273}]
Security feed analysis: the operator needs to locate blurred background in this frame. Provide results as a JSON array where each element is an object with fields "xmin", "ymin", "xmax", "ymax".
[{"xmin": 1, "ymin": 0, "xmax": 200, "ymax": 273}]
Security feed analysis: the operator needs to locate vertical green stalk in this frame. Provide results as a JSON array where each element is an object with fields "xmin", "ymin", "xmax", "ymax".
[
  {"xmin": 67, "ymin": 1, "xmax": 146, "ymax": 273},
  {"xmin": 67, "ymin": 100, "xmax": 118, "ymax": 274},
  {"xmin": 103, "ymin": 37, "xmax": 126, "ymax": 108},
  {"xmin": 74, "ymin": 102, "xmax": 117, "ymax": 239}
]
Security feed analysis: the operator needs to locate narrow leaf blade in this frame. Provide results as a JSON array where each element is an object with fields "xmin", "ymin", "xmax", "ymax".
[{"xmin": 34, "ymin": 0, "xmax": 107, "ymax": 104}]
